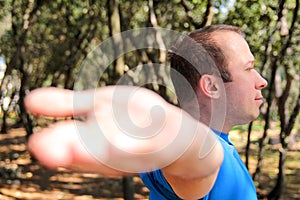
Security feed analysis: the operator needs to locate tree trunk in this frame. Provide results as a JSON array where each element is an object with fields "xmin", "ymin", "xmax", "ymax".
[
  {"xmin": 108, "ymin": 1, "xmax": 134, "ymax": 199},
  {"xmin": 181, "ymin": 0, "xmax": 215, "ymax": 28},
  {"xmin": 122, "ymin": 176, "xmax": 135, "ymax": 200},
  {"xmin": 253, "ymin": 0, "xmax": 289, "ymax": 181},
  {"xmin": 245, "ymin": 122, "xmax": 253, "ymax": 169},
  {"xmin": 267, "ymin": 1, "xmax": 299, "ymax": 198},
  {"xmin": 107, "ymin": 0, "xmax": 125, "ymax": 82},
  {"xmin": 252, "ymin": 57, "xmax": 276, "ymax": 181},
  {"xmin": 19, "ymin": 71, "xmax": 33, "ymax": 139},
  {"xmin": 1, "ymin": 110, "xmax": 8, "ymax": 134},
  {"xmin": 267, "ymin": 149, "xmax": 286, "ymax": 200},
  {"xmin": 202, "ymin": 0, "xmax": 215, "ymax": 27}
]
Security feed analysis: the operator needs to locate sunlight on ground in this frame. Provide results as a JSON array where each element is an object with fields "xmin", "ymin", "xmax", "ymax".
[
  {"xmin": 0, "ymin": 127, "xmax": 299, "ymax": 199},
  {"xmin": 230, "ymin": 121, "xmax": 300, "ymax": 200}
]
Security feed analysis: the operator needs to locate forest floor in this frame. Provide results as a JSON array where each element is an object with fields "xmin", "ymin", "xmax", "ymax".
[{"xmin": 0, "ymin": 126, "xmax": 299, "ymax": 200}]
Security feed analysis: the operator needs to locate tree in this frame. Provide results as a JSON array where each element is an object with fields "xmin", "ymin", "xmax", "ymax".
[
  {"xmin": 224, "ymin": 0, "xmax": 299, "ymax": 199},
  {"xmin": 0, "ymin": 0, "xmax": 299, "ymax": 199}
]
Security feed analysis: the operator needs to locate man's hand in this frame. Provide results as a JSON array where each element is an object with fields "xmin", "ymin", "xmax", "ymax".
[
  {"xmin": 25, "ymin": 86, "xmax": 223, "ymax": 199},
  {"xmin": 25, "ymin": 86, "xmax": 198, "ymax": 174}
]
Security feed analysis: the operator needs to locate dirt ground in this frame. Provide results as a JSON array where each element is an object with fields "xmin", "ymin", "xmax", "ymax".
[
  {"xmin": 0, "ymin": 127, "xmax": 299, "ymax": 200},
  {"xmin": 0, "ymin": 128, "xmax": 149, "ymax": 200}
]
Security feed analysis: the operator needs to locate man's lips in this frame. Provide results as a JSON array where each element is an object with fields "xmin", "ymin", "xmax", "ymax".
[{"xmin": 255, "ymin": 96, "xmax": 265, "ymax": 105}]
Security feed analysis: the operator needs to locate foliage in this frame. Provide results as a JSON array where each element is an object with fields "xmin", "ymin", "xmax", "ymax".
[{"xmin": 0, "ymin": 0, "xmax": 299, "ymax": 199}]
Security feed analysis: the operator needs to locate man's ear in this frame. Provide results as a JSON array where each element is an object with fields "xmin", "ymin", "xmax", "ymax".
[{"xmin": 199, "ymin": 75, "xmax": 220, "ymax": 99}]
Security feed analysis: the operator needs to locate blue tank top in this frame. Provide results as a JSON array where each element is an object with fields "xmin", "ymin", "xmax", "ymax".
[{"xmin": 140, "ymin": 130, "xmax": 257, "ymax": 200}]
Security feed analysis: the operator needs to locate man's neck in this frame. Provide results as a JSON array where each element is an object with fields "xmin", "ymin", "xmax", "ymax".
[{"xmin": 199, "ymin": 116, "xmax": 232, "ymax": 134}]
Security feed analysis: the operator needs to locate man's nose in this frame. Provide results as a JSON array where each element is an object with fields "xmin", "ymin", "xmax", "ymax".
[{"xmin": 255, "ymin": 73, "xmax": 268, "ymax": 90}]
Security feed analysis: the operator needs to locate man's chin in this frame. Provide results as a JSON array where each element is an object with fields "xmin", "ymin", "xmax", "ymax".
[{"xmin": 236, "ymin": 117, "xmax": 257, "ymax": 127}]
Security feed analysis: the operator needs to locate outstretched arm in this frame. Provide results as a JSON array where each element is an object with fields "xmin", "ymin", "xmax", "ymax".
[{"xmin": 25, "ymin": 86, "xmax": 223, "ymax": 198}]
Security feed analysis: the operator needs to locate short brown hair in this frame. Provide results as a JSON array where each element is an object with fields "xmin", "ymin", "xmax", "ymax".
[{"xmin": 169, "ymin": 24, "xmax": 244, "ymax": 104}]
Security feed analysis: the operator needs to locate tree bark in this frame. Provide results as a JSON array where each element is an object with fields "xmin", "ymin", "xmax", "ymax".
[
  {"xmin": 181, "ymin": 0, "xmax": 215, "ymax": 28},
  {"xmin": 107, "ymin": 0, "xmax": 125, "ymax": 81},
  {"xmin": 253, "ymin": 0, "xmax": 287, "ymax": 182},
  {"xmin": 245, "ymin": 122, "xmax": 253, "ymax": 169},
  {"xmin": 6, "ymin": 0, "xmax": 43, "ymax": 137},
  {"xmin": 122, "ymin": 176, "xmax": 135, "ymax": 200},
  {"xmin": 267, "ymin": 148, "xmax": 286, "ymax": 200},
  {"xmin": 267, "ymin": 0, "xmax": 299, "ymax": 198}
]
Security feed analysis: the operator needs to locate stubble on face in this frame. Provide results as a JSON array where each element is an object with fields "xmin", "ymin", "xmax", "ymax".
[{"xmin": 211, "ymin": 31, "xmax": 262, "ymax": 127}]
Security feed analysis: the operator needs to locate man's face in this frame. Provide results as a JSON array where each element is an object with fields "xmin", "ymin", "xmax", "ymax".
[{"xmin": 214, "ymin": 31, "xmax": 268, "ymax": 126}]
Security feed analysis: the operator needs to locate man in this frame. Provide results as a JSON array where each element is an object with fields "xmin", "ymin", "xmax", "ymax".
[{"xmin": 25, "ymin": 25, "xmax": 267, "ymax": 199}]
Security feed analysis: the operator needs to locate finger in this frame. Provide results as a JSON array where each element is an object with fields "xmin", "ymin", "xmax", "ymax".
[
  {"xmin": 28, "ymin": 120, "xmax": 105, "ymax": 170},
  {"xmin": 28, "ymin": 120, "xmax": 80, "ymax": 169},
  {"xmin": 25, "ymin": 87, "xmax": 94, "ymax": 117}
]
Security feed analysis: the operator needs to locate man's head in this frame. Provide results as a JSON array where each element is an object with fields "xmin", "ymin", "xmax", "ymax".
[
  {"xmin": 169, "ymin": 25, "xmax": 267, "ymax": 131},
  {"xmin": 169, "ymin": 25, "xmax": 243, "ymax": 101}
]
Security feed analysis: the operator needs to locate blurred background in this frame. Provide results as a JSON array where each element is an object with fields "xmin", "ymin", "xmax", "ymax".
[{"xmin": 0, "ymin": 0, "xmax": 299, "ymax": 199}]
